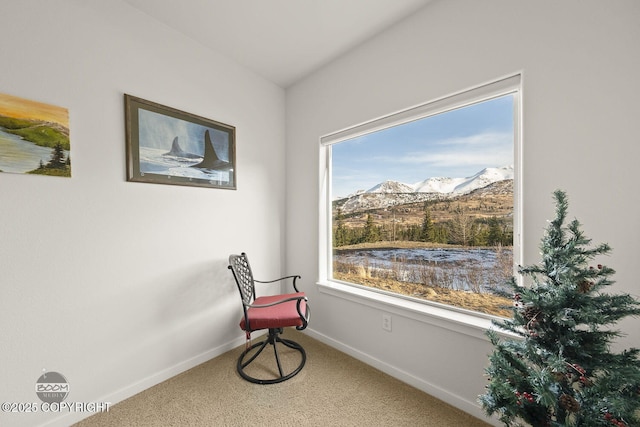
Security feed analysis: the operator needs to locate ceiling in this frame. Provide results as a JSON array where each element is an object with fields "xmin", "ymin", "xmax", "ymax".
[{"xmin": 123, "ymin": 0, "xmax": 434, "ymax": 88}]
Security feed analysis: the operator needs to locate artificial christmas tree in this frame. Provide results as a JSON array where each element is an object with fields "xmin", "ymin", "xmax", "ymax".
[{"xmin": 479, "ymin": 190, "xmax": 640, "ymax": 427}]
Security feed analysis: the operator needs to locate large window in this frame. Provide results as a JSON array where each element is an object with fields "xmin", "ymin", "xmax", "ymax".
[{"xmin": 321, "ymin": 75, "xmax": 521, "ymax": 318}]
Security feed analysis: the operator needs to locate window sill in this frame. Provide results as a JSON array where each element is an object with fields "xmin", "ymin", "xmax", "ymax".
[{"xmin": 318, "ymin": 279, "xmax": 510, "ymax": 340}]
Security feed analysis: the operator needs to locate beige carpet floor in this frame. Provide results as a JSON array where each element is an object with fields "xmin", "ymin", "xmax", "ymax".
[{"xmin": 74, "ymin": 330, "xmax": 491, "ymax": 426}]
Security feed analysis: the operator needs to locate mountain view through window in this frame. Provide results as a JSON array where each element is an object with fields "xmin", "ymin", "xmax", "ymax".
[{"xmin": 330, "ymin": 94, "xmax": 516, "ymax": 317}]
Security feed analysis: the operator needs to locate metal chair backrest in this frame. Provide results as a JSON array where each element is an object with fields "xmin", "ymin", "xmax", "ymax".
[{"xmin": 228, "ymin": 253, "xmax": 255, "ymax": 307}]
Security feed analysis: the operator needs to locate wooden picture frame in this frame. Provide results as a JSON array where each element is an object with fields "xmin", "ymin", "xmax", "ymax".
[{"xmin": 124, "ymin": 94, "xmax": 236, "ymax": 189}]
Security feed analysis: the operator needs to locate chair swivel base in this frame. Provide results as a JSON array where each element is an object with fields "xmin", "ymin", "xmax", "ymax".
[{"xmin": 237, "ymin": 328, "xmax": 306, "ymax": 384}]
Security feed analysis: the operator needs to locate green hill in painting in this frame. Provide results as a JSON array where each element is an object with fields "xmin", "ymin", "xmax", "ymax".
[{"xmin": 0, "ymin": 115, "xmax": 70, "ymax": 151}]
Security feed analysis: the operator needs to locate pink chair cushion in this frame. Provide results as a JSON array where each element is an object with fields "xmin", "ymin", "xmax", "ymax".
[{"xmin": 240, "ymin": 292, "xmax": 307, "ymax": 331}]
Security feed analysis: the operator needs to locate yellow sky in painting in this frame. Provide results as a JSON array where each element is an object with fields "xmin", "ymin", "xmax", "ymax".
[{"xmin": 0, "ymin": 92, "xmax": 69, "ymax": 128}]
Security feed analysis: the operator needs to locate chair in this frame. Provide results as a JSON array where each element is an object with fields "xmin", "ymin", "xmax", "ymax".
[{"xmin": 228, "ymin": 253, "xmax": 310, "ymax": 384}]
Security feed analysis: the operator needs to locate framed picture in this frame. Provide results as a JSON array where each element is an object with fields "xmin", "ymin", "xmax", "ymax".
[
  {"xmin": 124, "ymin": 94, "xmax": 236, "ymax": 189},
  {"xmin": 0, "ymin": 92, "xmax": 71, "ymax": 177}
]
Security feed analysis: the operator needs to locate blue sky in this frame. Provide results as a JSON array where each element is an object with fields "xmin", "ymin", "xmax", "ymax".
[{"xmin": 331, "ymin": 94, "xmax": 514, "ymax": 198}]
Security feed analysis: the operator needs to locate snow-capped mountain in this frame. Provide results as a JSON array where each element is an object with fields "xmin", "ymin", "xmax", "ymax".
[
  {"xmin": 413, "ymin": 166, "xmax": 513, "ymax": 195},
  {"xmin": 366, "ymin": 180, "xmax": 415, "ymax": 194},
  {"xmin": 336, "ymin": 165, "xmax": 513, "ymax": 213}
]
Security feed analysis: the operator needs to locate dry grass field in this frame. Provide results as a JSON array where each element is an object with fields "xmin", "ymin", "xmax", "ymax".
[{"xmin": 333, "ymin": 269, "xmax": 513, "ymax": 318}]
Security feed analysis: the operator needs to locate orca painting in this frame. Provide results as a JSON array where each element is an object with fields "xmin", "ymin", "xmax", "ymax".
[{"xmin": 126, "ymin": 94, "xmax": 236, "ymax": 189}]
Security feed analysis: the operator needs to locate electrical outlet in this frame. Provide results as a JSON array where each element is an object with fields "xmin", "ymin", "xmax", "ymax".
[{"xmin": 382, "ymin": 313, "xmax": 392, "ymax": 332}]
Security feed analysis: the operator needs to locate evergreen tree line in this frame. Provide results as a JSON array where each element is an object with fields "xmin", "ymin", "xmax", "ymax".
[
  {"xmin": 28, "ymin": 142, "xmax": 72, "ymax": 177},
  {"xmin": 333, "ymin": 203, "xmax": 512, "ymax": 247},
  {"xmin": 38, "ymin": 142, "xmax": 71, "ymax": 170}
]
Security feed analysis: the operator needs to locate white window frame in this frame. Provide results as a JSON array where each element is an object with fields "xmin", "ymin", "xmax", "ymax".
[{"xmin": 318, "ymin": 74, "xmax": 523, "ymax": 334}]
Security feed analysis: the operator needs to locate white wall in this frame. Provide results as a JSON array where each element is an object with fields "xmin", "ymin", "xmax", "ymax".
[
  {"xmin": 3, "ymin": 1, "xmax": 639, "ymax": 425},
  {"xmin": 0, "ymin": 1, "xmax": 285, "ymax": 426},
  {"xmin": 286, "ymin": 0, "xmax": 640, "ymax": 423}
]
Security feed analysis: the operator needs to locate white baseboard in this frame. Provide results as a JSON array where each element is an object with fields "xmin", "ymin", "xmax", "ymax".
[
  {"xmin": 303, "ymin": 327, "xmax": 499, "ymax": 426},
  {"xmin": 40, "ymin": 334, "xmax": 248, "ymax": 427}
]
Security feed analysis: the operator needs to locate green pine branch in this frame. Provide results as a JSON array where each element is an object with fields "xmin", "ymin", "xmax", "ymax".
[{"xmin": 479, "ymin": 190, "xmax": 640, "ymax": 427}]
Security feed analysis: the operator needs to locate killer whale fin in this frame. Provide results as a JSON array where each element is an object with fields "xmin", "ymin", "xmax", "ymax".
[
  {"xmin": 163, "ymin": 137, "xmax": 201, "ymax": 159},
  {"xmin": 192, "ymin": 130, "xmax": 231, "ymax": 170}
]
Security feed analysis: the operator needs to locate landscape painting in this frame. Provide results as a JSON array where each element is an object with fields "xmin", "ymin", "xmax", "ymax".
[
  {"xmin": 0, "ymin": 92, "xmax": 71, "ymax": 177},
  {"xmin": 125, "ymin": 95, "xmax": 236, "ymax": 189},
  {"xmin": 331, "ymin": 94, "xmax": 516, "ymax": 317}
]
